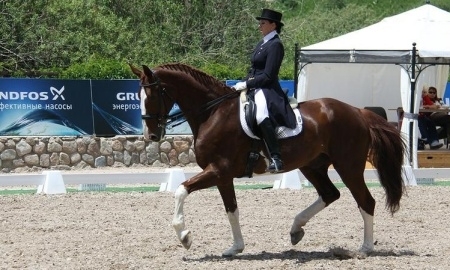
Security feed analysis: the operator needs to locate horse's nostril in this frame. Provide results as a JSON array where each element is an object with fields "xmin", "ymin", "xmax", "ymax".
[{"xmin": 150, "ymin": 134, "xmax": 159, "ymax": 141}]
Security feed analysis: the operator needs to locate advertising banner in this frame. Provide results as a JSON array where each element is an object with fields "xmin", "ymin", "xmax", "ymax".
[
  {"xmin": 0, "ymin": 78, "xmax": 93, "ymax": 136},
  {"xmin": 91, "ymin": 80, "xmax": 142, "ymax": 136},
  {"xmin": 0, "ymin": 78, "xmax": 297, "ymax": 137},
  {"xmin": 91, "ymin": 80, "xmax": 191, "ymax": 136}
]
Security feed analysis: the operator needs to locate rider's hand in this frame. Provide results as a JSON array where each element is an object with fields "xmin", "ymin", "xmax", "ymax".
[{"xmin": 232, "ymin": 81, "xmax": 247, "ymax": 91}]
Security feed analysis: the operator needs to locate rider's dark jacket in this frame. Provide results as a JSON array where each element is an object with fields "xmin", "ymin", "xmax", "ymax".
[{"xmin": 244, "ymin": 34, "xmax": 296, "ymax": 129}]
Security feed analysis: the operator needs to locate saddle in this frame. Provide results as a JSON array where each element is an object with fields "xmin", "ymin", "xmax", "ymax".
[
  {"xmin": 243, "ymin": 90, "xmax": 259, "ymax": 136},
  {"xmin": 240, "ymin": 89, "xmax": 299, "ymax": 177},
  {"xmin": 241, "ymin": 89, "xmax": 298, "ymax": 136}
]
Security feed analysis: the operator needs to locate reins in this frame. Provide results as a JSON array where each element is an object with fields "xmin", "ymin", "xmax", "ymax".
[
  {"xmin": 198, "ymin": 90, "xmax": 240, "ymax": 114},
  {"xmin": 165, "ymin": 90, "xmax": 239, "ymax": 129},
  {"xmin": 140, "ymin": 71, "xmax": 239, "ymax": 129}
]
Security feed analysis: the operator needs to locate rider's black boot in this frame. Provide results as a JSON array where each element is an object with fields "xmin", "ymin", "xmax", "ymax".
[{"xmin": 258, "ymin": 118, "xmax": 283, "ymax": 173}]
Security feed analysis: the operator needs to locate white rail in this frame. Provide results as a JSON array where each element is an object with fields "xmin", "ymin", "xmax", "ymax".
[{"xmin": 0, "ymin": 168, "xmax": 449, "ymax": 194}]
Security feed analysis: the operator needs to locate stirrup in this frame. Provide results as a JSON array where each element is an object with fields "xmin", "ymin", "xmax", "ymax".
[{"xmin": 267, "ymin": 157, "xmax": 284, "ymax": 173}]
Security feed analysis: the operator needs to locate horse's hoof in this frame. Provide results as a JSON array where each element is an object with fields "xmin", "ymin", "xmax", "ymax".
[
  {"xmin": 180, "ymin": 230, "xmax": 192, "ymax": 250},
  {"xmin": 290, "ymin": 228, "xmax": 305, "ymax": 245},
  {"xmin": 222, "ymin": 246, "xmax": 244, "ymax": 257},
  {"xmin": 358, "ymin": 244, "xmax": 374, "ymax": 254}
]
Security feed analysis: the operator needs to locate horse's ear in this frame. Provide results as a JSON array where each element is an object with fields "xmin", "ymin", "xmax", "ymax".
[
  {"xmin": 142, "ymin": 65, "xmax": 154, "ymax": 77},
  {"xmin": 129, "ymin": 63, "xmax": 142, "ymax": 77}
]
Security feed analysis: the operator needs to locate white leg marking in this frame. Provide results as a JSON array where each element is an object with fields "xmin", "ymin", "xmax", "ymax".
[
  {"xmin": 172, "ymin": 185, "xmax": 192, "ymax": 249},
  {"xmin": 140, "ymin": 87, "xmax": 149, "ymax": 140},
  {"xmin": 359, "ymin": 207, "xmax": 374, "ymax": 253},
  {"xmin": 222, "ymin": 208, "xmax": 245, "ymax": 257},
  {"xmin": 290, "ymin": 196, "xmax": 326, "ymax": 234}
]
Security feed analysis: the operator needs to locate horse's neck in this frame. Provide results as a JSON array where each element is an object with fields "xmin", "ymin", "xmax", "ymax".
[
  {"xmin": 160, "ymin": 69, "xmax": 225, "ymax": 113},
  {"xmin": 161, "ymin": 71, "xmax": 226, "ymax": 132},
  {"xmin": 168, "ymin": 84, "xmax": 214, "ymax": 114}
]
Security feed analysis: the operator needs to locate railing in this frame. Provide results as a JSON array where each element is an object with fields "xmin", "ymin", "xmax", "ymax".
[{"xmin": 1, "ymin": 167, "xmax": 447, "ymax": 194}]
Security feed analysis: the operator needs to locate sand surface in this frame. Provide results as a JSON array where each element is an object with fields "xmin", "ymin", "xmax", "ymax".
[{"xmin": 1, "ymin": 179, "xmax": 449, "ymax": 269}]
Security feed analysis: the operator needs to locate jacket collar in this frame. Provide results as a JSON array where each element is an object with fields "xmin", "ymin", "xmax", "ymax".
[{"xmin": 263, "ymin": 30, "xmax": 278, "ymax": 44}]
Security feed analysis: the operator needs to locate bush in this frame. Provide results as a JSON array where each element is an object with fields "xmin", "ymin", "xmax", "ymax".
[{"xmin": 61, "ymin": 57, "xmax": 132, "ymax": 79}]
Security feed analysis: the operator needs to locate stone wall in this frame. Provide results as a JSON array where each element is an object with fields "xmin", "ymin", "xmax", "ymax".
[{"xmin": 0, "ymin": 135, "xmax": 196, "ymax": 173}]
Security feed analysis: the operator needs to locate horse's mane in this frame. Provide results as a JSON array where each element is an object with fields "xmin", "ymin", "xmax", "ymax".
[{"xmin": 155, "ymin": 63, "xmax": 232, "ymax": 94}]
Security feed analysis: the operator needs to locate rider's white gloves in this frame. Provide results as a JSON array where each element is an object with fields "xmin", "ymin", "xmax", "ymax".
[{"xmin": 232, "ymin": 81, "xmax": 247, "ymax": 91}]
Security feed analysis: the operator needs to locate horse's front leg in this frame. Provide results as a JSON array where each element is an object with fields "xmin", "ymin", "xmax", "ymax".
[
  {"xmin": 172, "ymin": 168, "xmax": 234, "ymax": 252},
  {"xmin": 172, "ymin": 169, "xmax": 219, "ymax": 250},
  {"xmin": 217, "ymin": 182, "xmax": 244, "ymax": 257},
  {"xmin": 173, "ymin": 185, "xmax": 192, "ymax": 249}
]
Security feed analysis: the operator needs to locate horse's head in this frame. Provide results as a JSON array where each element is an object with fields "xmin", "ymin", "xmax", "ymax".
[{"xmin": 129, "ymin": 64, "xmax": 174, "ymax": 141}]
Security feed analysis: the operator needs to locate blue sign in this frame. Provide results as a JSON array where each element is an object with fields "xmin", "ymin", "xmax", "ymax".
[
  {"xmin": 91, "ymin": 79, "xmax": 191, "ymax": 136},
  {"xmin": 91, "ymin": 80, "xmax": 142, "ymax": 136},
  {"xmin": 444, "ymin": 82, "xmax": 450, "ymax": 102},
  {"xmin": 1, "ymin": 78, "xmax": 297, "ymax": 136},
  {"xmin": 0, "ymin": 78, "xmax": 93, "ymax": 136}
]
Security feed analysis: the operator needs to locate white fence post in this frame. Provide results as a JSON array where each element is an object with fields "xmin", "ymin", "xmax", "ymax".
[
  {"xmin": 37, "ymin": 171, "xmax": 67, "ymax": 195},
  {"xmin": 159, "ymin": 168, "xmax": 186, "ymax": 192},
  {"xmin": 273, "ymin": 169, "xmax": 302, "ymax": 190}
]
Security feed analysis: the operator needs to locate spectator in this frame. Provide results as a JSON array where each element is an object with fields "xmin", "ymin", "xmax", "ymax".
[
  {"xmin": 427, "ymin": 86, "xmax": 450, "ymax": 139},
  {"xmin": 418, "ymin": 116, "xmax": 443, "ymax": 149},
  {"xmin": 419, "ymin": 88, "xmax": 443, "ymax": 149},
  {"xmin": 427, "ymin": 86, "xmax": 443, "ymax": 105}
]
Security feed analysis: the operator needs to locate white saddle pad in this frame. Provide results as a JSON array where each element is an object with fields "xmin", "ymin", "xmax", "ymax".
[{"xmin": 239, "ymin": 100, "xmax": 303, "ymax": 140}]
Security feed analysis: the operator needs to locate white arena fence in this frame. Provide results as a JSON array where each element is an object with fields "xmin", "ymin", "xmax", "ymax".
[{"xmin": 0, "ymin": 168, "xmax": 449, "ymax": 194}]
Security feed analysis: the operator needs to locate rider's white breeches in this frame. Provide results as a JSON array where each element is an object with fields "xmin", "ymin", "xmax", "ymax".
[{"xmin": 255, "ymin": 89, "xmax": 269, "ymax": 125}]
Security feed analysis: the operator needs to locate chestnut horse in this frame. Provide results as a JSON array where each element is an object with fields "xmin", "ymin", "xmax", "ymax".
[{"xmin": 130, "ymin": 63, "xmax": 406, "ymax": 257}]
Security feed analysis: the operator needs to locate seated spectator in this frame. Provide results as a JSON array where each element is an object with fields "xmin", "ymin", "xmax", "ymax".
[
  {"xmin": 428, "ymin": 86, "xmax": 443, "ymax": 105},
  {"xmin": 419, "ymin": 87, "xmax": 443, "ymax": 149},
  {"xmin": 418, "ymin": 115, "xmax": 443, "ymax": 149},
  {"xmin": 427, "ymin": 86, "xmax": 450, "ymax": 138}
]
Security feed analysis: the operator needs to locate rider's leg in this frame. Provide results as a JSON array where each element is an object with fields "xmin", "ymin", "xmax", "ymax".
[{"xmin": 255, "ymin": 90, "xmax": 283, "ymax": 173}]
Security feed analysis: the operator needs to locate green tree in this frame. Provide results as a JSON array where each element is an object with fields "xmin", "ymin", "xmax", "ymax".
[{"xmin": 1, "ymin": 0, "xmax": 449, "ymax": 79}]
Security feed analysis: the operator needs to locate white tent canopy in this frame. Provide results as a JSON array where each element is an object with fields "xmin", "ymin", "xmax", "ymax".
[
  {"xmin": 296, "ymin": 4, "xmax": 450, "ymax": 170},
  {"xmin": 302, "ymin": 4, "xmax": 450, "ymax": 56}
]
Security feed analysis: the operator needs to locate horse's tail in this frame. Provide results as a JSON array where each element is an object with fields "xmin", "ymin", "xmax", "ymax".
[{"xmin": 364, "ymin": 111, "xmax": 407, "ymax": 215}]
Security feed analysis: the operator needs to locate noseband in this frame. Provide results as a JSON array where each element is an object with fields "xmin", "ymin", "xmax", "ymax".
[{"xmin": 140, "ymin": 75, "xmax": 172, "ymax": 135}]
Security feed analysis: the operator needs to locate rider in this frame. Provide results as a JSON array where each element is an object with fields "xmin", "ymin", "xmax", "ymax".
[{"xmin": 233, "ymin": 8, "xmax": 296, "ymax": 173}]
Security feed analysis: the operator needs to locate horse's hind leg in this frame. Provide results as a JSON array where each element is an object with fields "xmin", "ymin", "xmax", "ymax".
[
  {"xmin": 333, "ymin": 161, "xmax": 375, "ymax": 253},
  {"xmin": 290, "ymin": 166, "xmax": 340, "ymax": 245}
]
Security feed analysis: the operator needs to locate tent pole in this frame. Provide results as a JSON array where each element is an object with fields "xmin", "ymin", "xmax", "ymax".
[
  {"xmin": 294, "ymin": 43, "xmax": 299, "ymax": 99},
  {"xmin": 409, "ymin": 43, "xmax": 417, "ymax": 165}
]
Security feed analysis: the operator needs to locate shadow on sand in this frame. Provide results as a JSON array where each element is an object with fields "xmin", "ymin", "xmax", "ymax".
[{"xmin": 184, "ymin": 248, "xmax": 418, "ymax": 264}]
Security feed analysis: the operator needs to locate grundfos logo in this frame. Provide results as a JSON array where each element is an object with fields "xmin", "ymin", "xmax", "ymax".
[
  {"xmin": 0, "ymin": 86, "xmax": 66, "ymax": 101},
  {"xmin": 50, "ymin": 86, "xmax": 65, "ymax": 100},
  {"xmin": 116, "ymin": 92, "xmax": 140, "ymax": 101}
]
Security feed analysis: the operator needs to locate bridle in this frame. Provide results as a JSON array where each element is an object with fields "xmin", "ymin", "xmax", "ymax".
[
  {"xmin": 140, "ymin": 75, "xmax": 174, "ymax": 136},
  {"xmin": 140, "ymin": 70, "xmax": 240, "ymax": 134}
]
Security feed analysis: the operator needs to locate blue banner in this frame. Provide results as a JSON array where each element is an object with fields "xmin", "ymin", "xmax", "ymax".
[
  {"xmin": 444, "ymin": 82, "xmax": 450, "ymax": 102},
  {"xmin": 0, "ymin": 78, "xmax": 93, "ymax": 136},
  {"xmin": 91, "ymin": 80, "xmax": 142, "ymax": 136},
  {"xmin": 91, "ymin": 80, "xmax": 191, "ymax": 136},
  {"xmin": 0, "ymin": 78, "xmax": 295, "ymax": 136}
]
